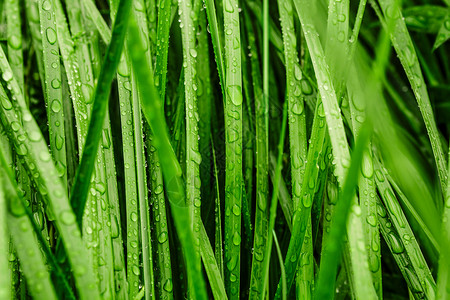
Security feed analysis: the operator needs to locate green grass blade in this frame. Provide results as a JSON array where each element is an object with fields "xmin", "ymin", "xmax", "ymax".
[
  {"xmin": 374, "ymin": 158, "xmax": 436, "ymax": 298},
  {"xmin": 0, "ymin": 173, "xmax": 9, "ymax": 300},
  {"xmin": 377, "ymin": 0, "xmax": 447, "ymax": 192},
  {"xmin": 38, "ymin": 0, "xmax": 68, "ymax": 186},
  {"xmin": 204, "ymin": 0, "xmax": 225, "ymax": 96},
  {"xmin": 437, "ymin": 148, "xmax": 450, "ymax": 299},
  {"xmin": 178, "ymin": 0, "xmax": 202, "ymax": 262},
  {"xmin": 0, "ymin": 50, "xmax": 100, "ymax": 300},
  {"xmin": 223, "ymin": 0, "xmax": 243, "ymax": 296},
  {"xmin": 154, "ymin": 0, "xmax": 173, "ymax": 102},
  {"xmin": 6, "ymin": 0, "xmax": 24, "ymax": 92},
  {"xmin": 70, "ymin": 0, "xmax": 132, "ymax": 224},
  {"xmin": 261, "ymin": 97, "xmax": 289, "ymax": 298},
  {"xmin": 314, "ymin": 124, "xmax": 372, "ymax": 300},
  {"xmin": 244, "ymin": 7, "xmax": 269, "ymax": 298},
  {"xmin": 200, "ymin": 224, "xmax": 228, "ymax": 300},
  {"xmin": 273, "ymin": 230, "xmax": 287, "ymax": 300},
  {"xmin": 126, "ymin": 15, "xmax": 207, "ymax": 300}
]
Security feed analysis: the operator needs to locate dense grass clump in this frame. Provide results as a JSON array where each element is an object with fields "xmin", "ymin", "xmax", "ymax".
[{"xmin": 0, "ymin": 0, "xmax": 449, "ymax": 299}]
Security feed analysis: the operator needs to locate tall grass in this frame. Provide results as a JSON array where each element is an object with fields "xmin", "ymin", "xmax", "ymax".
[{"xmin": 0, "ymin": 0, "xmax": 449, "ymax": 299}]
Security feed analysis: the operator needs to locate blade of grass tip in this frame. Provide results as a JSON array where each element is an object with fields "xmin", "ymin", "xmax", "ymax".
[
  {"xmin": 314, "ymin": 123, "xmax": 372, "ymax": 300},
  {"xmin": 0, "ymin": 50, "xmax": 100, "ymax": 299},
  {"xmin": 437, "ymin": 149, "xmax": 450, "ymax": 299},
  {"xmin": 204, "ymin": 0, "xmax": 225, "ymax": 97},
  {"xmin": 0, "ymin": 175, "xmax": 9, "ymax": 300},
  {"xmin": 154, "ymin": 0, "xmax": 173, "ymax": 103},
  {"xmin": 69, "ymin": 0, "xmax": 132, "ymax": 225},
  {"xmin": 260, "ymin": 97, "xmax": 289, "ymax": 298},
  {"xmin": 223, "ymin": 0, "xmax": 243, "ymax": 297},
  {"xmin": 200, "ymin": 224, "xmax": 228, "ymax": 300},
  {"xmin": 178, "ymin": 0, "xmax": 202, "ymax": 265},
  {"xmin": 6, "ymin": 0, "xmax": 24, "ymax": 91},
  {"xmin": 348, "ymin": 64, "xmax": 382, "ymax": 297},
  {"xmin": 273, "ymin": 230, "xmax": 287, "ymax": 300},
  {"xmin": 432, "ymin": 13, "xmax": 450, "ymax": 51},
  {"xmin": 127, "ymin": 14, "xmax": 207, "ymax": 300},
  {"xmin": 269, "ymin": 153, "xmax": 293, "ymax": 230},
  {"xmin": 243, "ymin": 7, "xmax": 269, "ymax": 299},
  {"xmin": 0, "ymin": 147, "xmax": 76, "ymax": 300},
  {"xmin": 377, "ymin": 0, "xmax": 448, "ymax": 193},
  {"xmin": 38, "ymin": 0, "xmax": 68, "ymax": 186},
  {"xmin": 277, "ymin": 0, "xmax": 310, "ymax": 297}
]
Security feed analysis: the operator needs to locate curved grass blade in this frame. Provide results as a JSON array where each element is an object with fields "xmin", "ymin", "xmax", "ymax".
[
  {"xmin": 273, "ymin": 98, "xmax": 327, "ymax": 299},
  {"xmin": 377, "ymin": 0, "xmax": 447, "ymax": 192},
  {"xmin": 433, "ymin": 13, "xmax": 450, "ymax": 51},
  {"xmin": 314, "ymin": 124, "xmax": 372, "ymax": 300},
  {"xmin": 374, "ymin": 158, "xmax": 436, "ymax": 299},
  {"xmin": 126, "ymin": 15, "xmax": 207, "ymax": 300},
  {"xmin": 273, "ymin": 230, "xmax": 286, "ymax": 300},
  {"xmin": 70, "ymin": 0, "xmax": 132, "ymax": 224},
  {"xmin": 348, "ymin": 63, "xmax": 382, "ymax": 297},
  {"xmin": 0, "ymin": 147, "xmax": 75, "ymax": 300},
  {"xmin": 200, "ymin": 224, "xmax": 228, "ymax": 300},
  {"xmin": 0, "ymin": 50, "xmax": 100, "ymax": 300}
]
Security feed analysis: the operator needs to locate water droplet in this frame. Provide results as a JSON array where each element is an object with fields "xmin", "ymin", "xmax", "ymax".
[
  {"xmin": 292, "ymin": 102, "xmax": 304, "ymax": 115},
  {"xmin": 2, "ymin": 71, "xmax": 13, "ymax": 82},
  {"xmin": 51, "ymin": 100, "xmax": 62, "ymax": 113},
  {"xmin": 158, "ymin": 231, "xmax": 168, "ymax": 243},
  {"xmin": 40, "ymin": 151, "xmax": 51, "ymax": 162},
  {"xmin": 51, "ymin": 79, "xmax": 61, "ymax": 89},
  {"xmin": 1, "ymin": 97, "xmax": 13, "ymax": 110},
  {"xmin": 131, "ymin": 212, "xmax": 138, "ymax": 222},
  {"xmin": 154, "ymin": 184, "xmax": 163, "ymax": 195},
  {"xmin": 224, "ymin": 0, "xmax": 235, "ymax": 13},
  {"xmin": 366, "ymin": 214, "xmax": 377, "ymax": 227},
  {"xmin": 163, "ymin": 279, "xmax": 173, "ymax": 292},
  {"xmin": 388, "ymin": 232, "xmax": 404, "ymax": 254},
  {"xmin": 189, "ymin": 49, "xmax": 197, "ymax": 58},
  {"xmin": 9, "ymin": 35, "xmax": 21, "ymax": 49},
  {"xmin": 227, "ymin": 85, "xmax": 242, "ymax": 106},
  {"xmin": 294, "ymin": 64, "xmax": 302, "ymax": 80},
  {"xmin": 300, "ymin": 79, "xmax": 313, "ymax": 95},
  {"xmin": 361, "ymin": 151, "xmax": 374, "ymax": 178},
  {"xmin": 60, "ymin": 210, "xmax": 76, "ymax": 225},
  {"xmin": 42, "ymin": 0, "xmax": 51, "ymax": 11},
  {"xmin": 132, "ymin": 265, "xmax": 140, "ymax": 275},
  {"xmin": 46, "ymin": 28, "xmax": 57, "ymax": 45}
]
